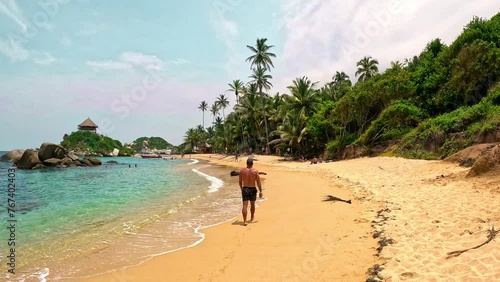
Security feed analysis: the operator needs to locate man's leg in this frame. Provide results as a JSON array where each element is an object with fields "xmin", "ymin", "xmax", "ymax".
[
  {"xmin": 250, "ymin": 201, "xmax": 256, "ymax": 222},
  {"xmin": 242, "ymin": 200, "xmax": 249, "ymax": 225}
]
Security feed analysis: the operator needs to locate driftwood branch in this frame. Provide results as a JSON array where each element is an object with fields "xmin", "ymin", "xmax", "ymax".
[
  {"xmin": 323, "ymin": 195, "xmax": 352, "ymax": 204},
  {"xmin": 446, "ymin": 226, "xmax": 499, "ymax": 259}
]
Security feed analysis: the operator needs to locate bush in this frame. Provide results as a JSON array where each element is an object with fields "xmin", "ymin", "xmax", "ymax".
[
  {"xmin": 397, "ymin": 97, "xmax": 500, "ymax": 159},
  {"xmin": 357, "ymin": 100, "xmax": 425, "ymax": 145}
]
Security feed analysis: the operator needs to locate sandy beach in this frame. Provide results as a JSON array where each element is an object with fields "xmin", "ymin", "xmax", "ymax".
[{"xmin": 84, "ymin": 154, "xmax": 499, "ymax": 282}]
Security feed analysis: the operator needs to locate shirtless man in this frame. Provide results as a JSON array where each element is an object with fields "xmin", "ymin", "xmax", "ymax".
[{"xmin": 239, "ymin": 158, "xmax": 263, "ymax": 226}]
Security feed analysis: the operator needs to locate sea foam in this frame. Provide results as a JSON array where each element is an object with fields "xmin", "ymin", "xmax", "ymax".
[
  {"xmin": 191, "ymin": 169, "xmax": 223, "ymax": 193},
  {"xmin": 187, "ymin": 159, "xmax": 199, "ymax": 165}
]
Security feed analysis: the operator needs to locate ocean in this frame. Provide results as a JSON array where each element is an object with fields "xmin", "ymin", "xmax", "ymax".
[{"xmin": 0, "ymin": 153, "xmax": 242, "ymax": 281}]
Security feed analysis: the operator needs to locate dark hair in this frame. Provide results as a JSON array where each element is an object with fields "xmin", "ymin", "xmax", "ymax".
[{"xmin": 246, "ymin": 158, "xmax": 253, "ymax": 165}]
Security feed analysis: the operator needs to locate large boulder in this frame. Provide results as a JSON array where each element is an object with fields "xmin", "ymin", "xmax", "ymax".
[
  {"xmin": 43, "ymin": 158, "xmax": 63, "ymax": 166},
  {"xmin": 86, "ymin": 158, "xmax": 102, "ymax": 165},
  {"xmin": 1, "ymin": 149, "xmax": 25, "ymax": 163},
  {"xmin": 82, "ymin": 159, "xmax": 93, "ymax": 166},
  {"xmin": 60, "ymin": 157, "xmax": 73, "ymax": 166},
  {"xmin": 112, "ymin": 148, "xmax": 119, "ymax": 156},
  {"xmin": 38, "ymin": 143, "xmax": 66, "ymax": 161},
  {"xmin": 17, "ymin": 149, "xmax": 43, "ymax": 169},
  {"xmin": 67, "ymin": 152, "xmax": 79, "ymax": 161}
]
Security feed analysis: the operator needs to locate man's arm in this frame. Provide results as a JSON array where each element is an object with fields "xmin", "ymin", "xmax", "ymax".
[
  {"xmin": 256, "ymin": 171, "xmax": 263, "ymax": 193},
  {"xmin": 239, "ymin": 169, "xmax": 243, "ymax": 190}
]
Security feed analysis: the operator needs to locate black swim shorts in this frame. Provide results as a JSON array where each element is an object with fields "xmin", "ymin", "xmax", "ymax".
[{"xmin": 242, "ymin": 186, "xmax": 257, "ymax": 201}]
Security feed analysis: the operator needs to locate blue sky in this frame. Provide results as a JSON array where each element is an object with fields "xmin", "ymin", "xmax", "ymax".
[{"xmin": 0, "ymin": 0, "xmax": 499, "ymax": 150}]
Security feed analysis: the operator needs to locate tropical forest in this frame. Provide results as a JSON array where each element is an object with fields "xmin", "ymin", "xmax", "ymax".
[{"xmin": 183, "ymin": 13, "xmax": 500, "ymax": 160}]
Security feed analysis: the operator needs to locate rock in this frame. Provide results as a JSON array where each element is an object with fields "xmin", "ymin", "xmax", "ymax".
[
  {"xmin": 17, "ymin": 149, "xmax": 43, "ymax": 169},
  {"xmin": 33, "ymin": 163, "xmax": 46, "ymax": 170},
  {"xmin": 67, "ymin": 153, "xmax": 79, "ymax": 161},
  {"xmin": 72, "ymin": 160, "xmax": 83, "ymax": 166},
  {"xmin": 1, "ymin": 149, "xmax": 25, "ymax": 163},
  {"xmin": 106, "ymin": 160, "xmax": 118, "ymax": 164},
  {"xmin": 43, "ymin": 158, "xmax": 63, "ymax": 166},
  {"xmin": 86, "ymin": 158, "xmax": 102, "ymax": 165},
  {"xmin": 69, "ymin": 163, "xmax": 77, "ymax": 167},
  {"xmin": 60, "ymin": 157, "xmax": 73, "ymax": 166},
  {"xmin": 112, "ymin": 148, "xmax": 119, "ymax": 156},
  {"xmin": 38, "ymin": 143, "xmax": 66, "ymax": 161},
  {"xmin": 82, "ymin": 159, "xmax": 92, "ymax": 166}
]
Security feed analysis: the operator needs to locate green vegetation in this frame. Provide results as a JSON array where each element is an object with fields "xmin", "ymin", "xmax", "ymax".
[
  {"xmin": 183, "ymin": 13, "xmax": 500, "ymax": 159},
  {"xmin": 131, "ymin": 137, "xmax": 173, "ymax": 152},
  {"xmin": 61, "ymin": 131, "xmax": 135, "ymax": 156}
]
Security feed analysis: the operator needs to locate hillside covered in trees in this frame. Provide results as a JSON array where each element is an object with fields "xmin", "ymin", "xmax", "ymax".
[
  {"xmin": 131, "ymin": 137, "xmax": 173, "ymax": 152},
  {"xmin": 184, "ymin": 13, "xmax": 500, "ymax": 160},
  {"xmin": 61, "ymin": 131, "xmax": 135, "ymax": 156}
]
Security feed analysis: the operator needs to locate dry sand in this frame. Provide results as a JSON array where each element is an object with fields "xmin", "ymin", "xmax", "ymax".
[{"xmin": 84, "ymin": 154, "xmax": 499, "ymax": 282}]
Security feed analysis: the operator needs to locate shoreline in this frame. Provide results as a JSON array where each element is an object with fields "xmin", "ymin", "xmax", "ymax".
[
  {"xmin": 83, "ymin": 154, "xmax": 499, "ymax": 281},
  {"xmin": 84, "ymin": 154, "xmax": 379, "ymax": 281},
  {"xmin": 8, "ymin": 158, "xmax": 241, "ymax": 281}
]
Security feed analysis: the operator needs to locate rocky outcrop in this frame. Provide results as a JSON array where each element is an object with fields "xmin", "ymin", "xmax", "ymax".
[
  {"xmin": 13, "ymin": 142, "xmax": 104, "ymax": 169},
  {"xmin": 0, "ymin": 149, "xmax": 25, "ymax": 163},
  {"xmin": 17, "ymin": 150, "xmax": 43, "ymax": 169},
  {"xmin": 38, "ymin": 143, "xmax": 66, "ymax": 161}
]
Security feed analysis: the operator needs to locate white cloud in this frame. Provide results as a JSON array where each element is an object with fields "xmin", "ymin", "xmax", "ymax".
[
  {"xmin": 33, "ymin": 52, "xmax": 56, "ymax": 65},
  {"xmin": 0, "ymin": 36, "xmax": 29, "ymax": 61},
  {"xmin": 276, "ymin": 0, "xmax": 500, "ymax": 91},
  {"xmin": 120, "ymin": 51, "xmax": 163, "ymax": 70},
  {"xmin": 0, "ymin": 0, "xmax": 28, "ymax": 32},
  {"xmin": 169, "ymin": 58, "xmax": 190, "ymax": 65},
  {"xmin": 86, "ymin": 60, "xmax": 132, "ymax": 71},
  {"xmin": 86, "ymin": 51, "xmax": 168, "ymax": 72}
]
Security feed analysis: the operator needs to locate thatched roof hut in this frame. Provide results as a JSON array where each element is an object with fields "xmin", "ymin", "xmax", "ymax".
[{"xmin": 78, "ymin": 118, "xmax": 98, "ymax": 133}]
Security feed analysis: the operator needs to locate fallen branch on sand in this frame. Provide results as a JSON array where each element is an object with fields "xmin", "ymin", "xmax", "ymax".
[
  {"xmin": 446, "ymin": 226, "xmax": 499, "ymax": 259},
  {"xmin": 229, "ymin": 170, "xmax": 267, "ymax": 176},
  {"xmin": 323, "ymin": 195, "xmax": 352, "ymax": 204}
]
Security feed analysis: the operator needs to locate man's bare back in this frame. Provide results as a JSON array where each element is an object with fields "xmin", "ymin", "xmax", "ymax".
[{"xmin": 239, "ymin": 167, "xmax": 261, "ymax": 188}]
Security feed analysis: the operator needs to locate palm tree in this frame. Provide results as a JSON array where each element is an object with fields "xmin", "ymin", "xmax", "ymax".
[
  {"xmin": 184, "ymin": 128, "xmax": 197, "ymax": 151},
  {"xmin": 198, "ymin": 100, "xmax": 208, "ymax": 128},
  {"xmin": 246, "ymin": 38, "xmax": 276, "ymax": 71},
  {"xmin": 269, "ymin": 111, "xmax": 308, "ymax": 155},
  {"xmin": 332, "ymin": 71, "xmax": 352, "ymax": 87},
  {"xmin": 227, "ymin": 79, "xmax": 245, "ymax": 104},
  {"xmin": 216, "ymin": 94, "xmax": 229, "ymax": 121},
  {"xmin": 286, "ymin": 77, "xmax": 320, "ymax": 120},
  {"xmin": 236, "ymin": 83, "xmax": 263, "ymax": 147},
  {"xmin": 210, "ymin": 102, "xmax": 219, "ymax": 124},
  {"xmin": 249, "ymin": 66, "xmax": 273, "ymax": 94},
  {"xmin": 390, "ymin": 60, "xmax": 403, "ymax": 71},
  {"xmin": 355, "ymin": 56, "xmax": 379, "ymax": 82}
]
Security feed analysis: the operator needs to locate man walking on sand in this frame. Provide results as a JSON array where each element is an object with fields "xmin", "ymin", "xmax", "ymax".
[{"xmin": 239, "ymin": 158, "xmax": 263, "ymax": 226}]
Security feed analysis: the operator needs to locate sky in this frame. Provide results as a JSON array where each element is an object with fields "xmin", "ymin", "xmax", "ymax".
[{"xmin": 0, "ymin": 0, "xmax": 499, "ymax": 150}]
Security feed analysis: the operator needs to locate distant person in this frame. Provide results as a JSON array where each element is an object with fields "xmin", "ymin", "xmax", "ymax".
[
  {"xmin": 235, "ymin": 153, "xmax": 239, "ymax": 162},
  {"xmin": 239, "ymin": 158, "xmax": 263, "ymax": 226},
  {"xmin": 311, "ymin": 156, "xmax": 318, "ymax": 164}
]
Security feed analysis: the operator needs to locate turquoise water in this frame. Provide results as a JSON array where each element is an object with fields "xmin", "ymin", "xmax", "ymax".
[{"xmin": 0, "ymin": 154, "xmax": 242, "ymax": 281}]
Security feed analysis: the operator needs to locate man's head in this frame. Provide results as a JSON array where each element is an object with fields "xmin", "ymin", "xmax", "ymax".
[{"xmin": 246, "ymin": 157, "xmax": 254, "ymax": 167}]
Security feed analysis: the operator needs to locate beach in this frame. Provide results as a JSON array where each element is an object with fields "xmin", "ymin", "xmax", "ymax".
[{"xmin": 85, "ymin": 154, "xmax": 499, "ymax": 281}]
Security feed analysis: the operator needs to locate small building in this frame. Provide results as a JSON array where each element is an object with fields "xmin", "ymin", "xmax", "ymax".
[{"xmin": 78, "ymin": 118, "xmax": 98, "ymax": 133}]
